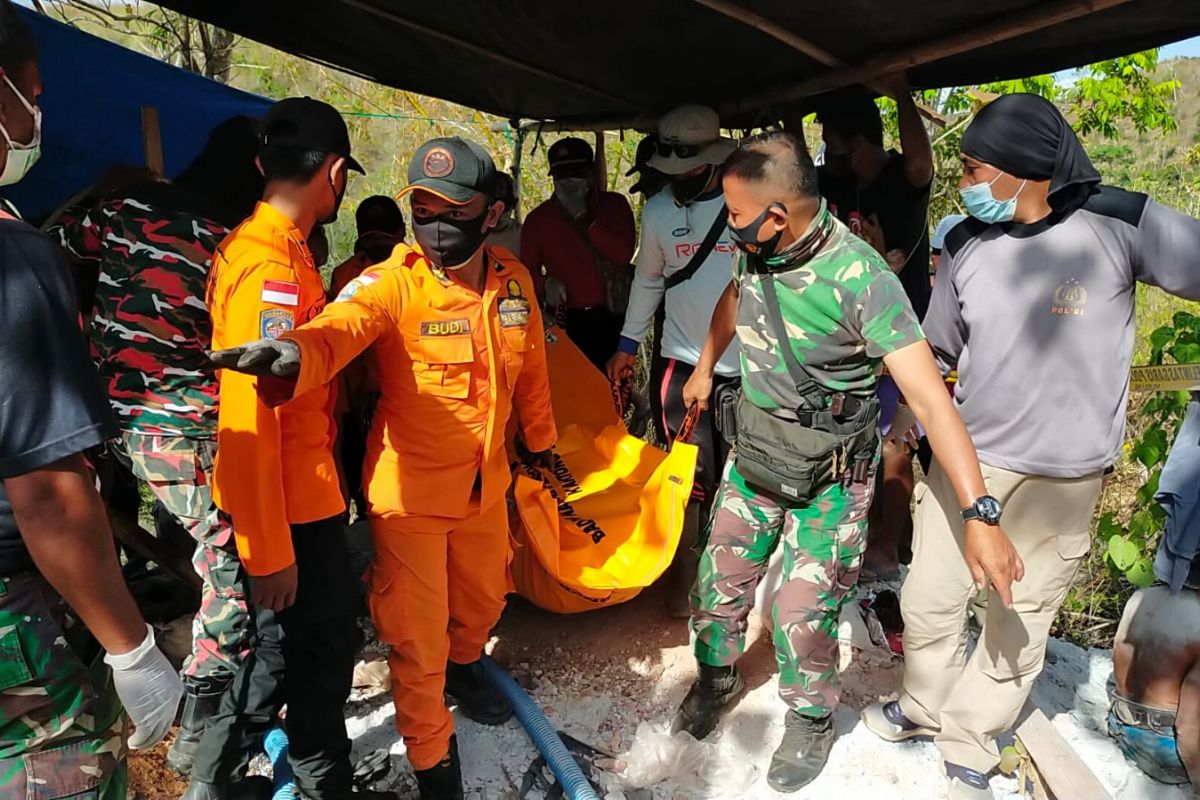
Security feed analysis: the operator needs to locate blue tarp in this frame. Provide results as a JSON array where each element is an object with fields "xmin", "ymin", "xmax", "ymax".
[{"xmin": 3, "ymin": 8, "xmax": 271, "ymax": 223}]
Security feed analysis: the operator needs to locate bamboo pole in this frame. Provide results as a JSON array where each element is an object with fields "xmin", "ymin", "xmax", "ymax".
[{"xmin": 722, "ymin": 0, "xmax": 1135, "ymax": 116}]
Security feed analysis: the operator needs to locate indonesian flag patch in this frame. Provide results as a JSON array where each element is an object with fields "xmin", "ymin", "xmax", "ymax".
[{"xmin": 261, "ymin": 280, "xmax": 300, "ymax": 306}]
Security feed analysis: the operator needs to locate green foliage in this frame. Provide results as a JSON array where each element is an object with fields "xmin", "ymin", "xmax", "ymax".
[
  {"xmin": 1070, "ymin": 52, "xmax": 1180, "ymax": 139},
  {"xmin": 1095, "ymin": 314, "xmax": 1199, "ymax": 589}
]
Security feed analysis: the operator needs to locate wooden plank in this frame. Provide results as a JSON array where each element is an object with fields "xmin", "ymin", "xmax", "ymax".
[
  {"xmin": 106, "ymin": 505, "xmax": 201, "ymax": 591},
  {"xmin": 141, "ymin": 105, "xmax": 165, "ymax": 176},
  {"xmin": 724, "ymin": 0, "xmax": 1135, "ymax": 116},
  {"xmin": 1016, "ymin": 705, "xmax": 1112, "ymax": 800}
]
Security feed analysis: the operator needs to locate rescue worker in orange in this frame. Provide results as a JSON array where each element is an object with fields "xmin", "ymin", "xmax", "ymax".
[
  {"xmin": 187, "ymin": 98, "xmax": 396, "ymax": 800},
  {"xmin": 211, "ymin": 137, "xmax": 558, "ymax": 800}
]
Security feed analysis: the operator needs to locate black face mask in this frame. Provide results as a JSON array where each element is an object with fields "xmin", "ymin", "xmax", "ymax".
[
  {"xmin": 320, "ymin": 173, "xmax": 346, "ymax": 225},
  {"xmin": 728, "ymin": 203, "xmax": 786, "ymax": 258},
  {"xmin": 670, "ymin": 165, "xmax": 715, "ymax": 205},
  {"xmin": 411, "ymin": 212, "xmax": 490, "ymax": 269}
]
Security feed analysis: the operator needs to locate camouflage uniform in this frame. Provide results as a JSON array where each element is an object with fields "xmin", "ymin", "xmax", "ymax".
[
  {"xmin": 0, "ymin": 573, "xmax": 129, "ymax": 798},
  {"xmin": 115, "ymin": 433, "xmax": 248, "ymax": 680},
  {"xmin": 691, "ymin": 205, "xmax": 924, "ymax": 716},
  {"xmin": 51, "ymin": 184, "xmax": 250, "ymax": 682}
]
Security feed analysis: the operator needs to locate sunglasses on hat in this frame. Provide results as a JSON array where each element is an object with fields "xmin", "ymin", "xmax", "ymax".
[{"xmin": 655, "ymin": 142, "xmax": 704, "ymax": 159}]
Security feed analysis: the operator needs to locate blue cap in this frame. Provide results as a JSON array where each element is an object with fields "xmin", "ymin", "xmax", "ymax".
[{"xmin": 931, "ymin": 214, "xmax": 968, "ymax": 251}]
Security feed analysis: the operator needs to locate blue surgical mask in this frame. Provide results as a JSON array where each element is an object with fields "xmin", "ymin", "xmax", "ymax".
[{"xmin": 959, "ymin": 173, "xmax": 1026, "ymax": 224}]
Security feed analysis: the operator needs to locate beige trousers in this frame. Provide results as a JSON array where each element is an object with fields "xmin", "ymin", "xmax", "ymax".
[{"xmin": 898, "ymin": 461, "xmax": 1103, "ymax": 772}]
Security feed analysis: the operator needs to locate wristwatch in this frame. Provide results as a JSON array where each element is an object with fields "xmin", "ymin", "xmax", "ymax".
[{"xmin": 962, "ymin": 495, "xmax": 1003, "ymax": 525}]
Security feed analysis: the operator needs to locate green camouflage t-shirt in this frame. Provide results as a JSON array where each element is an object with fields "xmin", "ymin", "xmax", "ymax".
[{"xmin": 735, "ymin": 209, "xmax": 925, "ymax": 412}]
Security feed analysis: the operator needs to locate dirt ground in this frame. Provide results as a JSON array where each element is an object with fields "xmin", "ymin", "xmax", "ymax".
[{"xmin": 128, "ymin": 733, "xmax": 188, "ymax": 800}]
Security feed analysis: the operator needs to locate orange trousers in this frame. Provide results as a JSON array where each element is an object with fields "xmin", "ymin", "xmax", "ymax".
[{"xmin": 367, "ymin": 498, "xmax": 510, "ymax": 771}]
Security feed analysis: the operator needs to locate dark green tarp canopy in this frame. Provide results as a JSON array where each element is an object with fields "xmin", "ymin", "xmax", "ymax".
[{"xmin": 153, "ymin": 0, "xmax": 1200, "ymax": 125}]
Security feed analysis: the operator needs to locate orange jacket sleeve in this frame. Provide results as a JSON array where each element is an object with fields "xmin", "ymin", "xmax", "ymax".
[
  {"xmin": 216, "ymin": 260, "xmax": 302, "ymax": 576},
  {"xmin": 285, "ymin": 273, "xmax": 395, "ymax": 399},
  {"xmin": 514, "ymin": 301, "xmax": 557, "ymax": 452}
]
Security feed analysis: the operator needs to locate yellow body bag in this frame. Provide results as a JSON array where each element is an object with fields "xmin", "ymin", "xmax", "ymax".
[{"xmin": 510, "ymin": 327, "xmax": 698, "ymax": 613}]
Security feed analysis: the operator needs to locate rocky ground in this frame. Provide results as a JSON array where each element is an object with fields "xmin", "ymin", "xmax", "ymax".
[{"xmin": 130, "ymin": 579, "xmax": 1189, "ymax": 799}]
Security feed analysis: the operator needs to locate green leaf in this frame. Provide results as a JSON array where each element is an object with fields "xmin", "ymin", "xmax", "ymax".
[
  {"xmin": 1134, "ymin": 441, "xmax": 1162, "ymax": 469},
  {"xmin": 1127, "ymin": 557, "xmax": 1156, "ymax": 588},
  {"xmin": 1150, "ymin": 326, "xmax": 1175, "ymax": 350},
  {"xmin": 1096, "ymin": 513, "xmax": 1122, "ymax": 541},
  {"xmin": 999, "ymin": 745, "xmax": 1023, "ymax": 776},
  {"xmin": 1107, "ymin": 535, "xmax": 1139, "ymax": 570},
  {"xmin": 1171, "ymin": 342, "xmax": 1200, "ymax": 364}
]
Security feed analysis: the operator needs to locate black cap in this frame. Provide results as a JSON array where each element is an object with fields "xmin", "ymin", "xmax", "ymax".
[
  {"xmin": 356, "ymin": 195, "xmax": 405, "ymax": 236},
  {"xmin": 625, "ymin": 134, "xmax": 658, "ymax": 177},
  {"xmin": 398, "ymin": 137, "xmax": 498, "ymax": 205},
  {"xmin": 260, "ymin": 97, "xmax": 364, "ymax": 174},
  {"xmin": 547, "ymin": 137, "xmax": 594, "ymax": 176}
]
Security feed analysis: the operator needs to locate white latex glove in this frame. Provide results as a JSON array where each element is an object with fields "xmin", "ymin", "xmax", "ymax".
[
  {"xmin": 885, "ymin": 402, "xmax": 920, "ymax": 450},
  {"xmin": 104, "ymin": 624, "xmax": 184, "ymax": 749}
]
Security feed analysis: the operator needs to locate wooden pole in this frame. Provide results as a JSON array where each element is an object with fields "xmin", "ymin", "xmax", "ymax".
[
  {"xmin": 692, "ymin": 0, "xmax": 947, "ymax": 126},
  {"xmin": 722, "ymin": 0, "xmax": 1135, "ymax": 116},
  {"xmin": 141, "ymin": 105, "xmax": 165, "ymax": 177}
]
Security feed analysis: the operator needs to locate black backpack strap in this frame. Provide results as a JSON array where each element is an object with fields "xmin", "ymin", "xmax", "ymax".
[
  {"xmin": 665, "ymin": 204, "xmax": 727, "ymax": 291},
  {"xmin": 759, "ymin": 271, "xmax": 829, "ymax": 412}
]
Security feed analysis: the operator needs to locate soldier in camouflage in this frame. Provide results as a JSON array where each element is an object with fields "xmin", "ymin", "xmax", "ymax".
[
  {"xmin": 675, "ymin": 130, "xmax": 1017, "ymax": 792},
  {"xmin": 50, "ymin": 115, "xmax": 263, "ymax": 775},
  {"xmin": 0, "ymin": 574, "xmax": 130, "ymax": 799}
]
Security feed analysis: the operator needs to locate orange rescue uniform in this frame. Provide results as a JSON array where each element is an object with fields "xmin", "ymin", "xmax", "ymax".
[
  {"xmin": 283, "ymin": 244, "xmax": 556, "ymax": 769},
  {"xmin": 208, "ymin": 202, "xmax": 344, "ymax": 576}
]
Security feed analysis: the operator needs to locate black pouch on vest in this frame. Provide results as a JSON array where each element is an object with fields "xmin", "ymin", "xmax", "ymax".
[
  {"xmin": 734, "ymin": 393, "xmax": 879, "ymax": 503},
  {"xmin": 714, "ymin": 382, "xmax": 740, "ymax": 445}
]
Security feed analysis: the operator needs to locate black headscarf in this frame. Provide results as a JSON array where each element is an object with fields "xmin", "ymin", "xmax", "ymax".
[{"xmin": 961, "ymin": 93, "xmax": 1100, "ymax": 214}]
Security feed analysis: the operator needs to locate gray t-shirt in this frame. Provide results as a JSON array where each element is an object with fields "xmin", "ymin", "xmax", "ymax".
[{"xmin": 926, "ymin": 186, "xmax": 1200, "ymax": 478}]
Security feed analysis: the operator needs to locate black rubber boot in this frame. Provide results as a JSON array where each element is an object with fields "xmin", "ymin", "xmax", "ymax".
[
  {"xmin": 444, "ymin": 660, "xmax": 513, "ymax": 725},
  {"xmin": 181, "ymin": 776, "xmax": 272, "ymax": 800},
  {"xmin": 671, "ymin": 663, "xmax": 744, "ymax": 740},
  {"xmin": 666, "ymin": 502, "xmax": 701, "ymax": 618},
  {"xmin": 414, "ymin": 736, "xmax": 464, "ymax": 800},
  {"xmin": 766, "ymin": 710, "xmax": 835, "ymax": 793},
  {"xmin": 167, "ymin": 676, "xmax": 231, "ymax": 776}
]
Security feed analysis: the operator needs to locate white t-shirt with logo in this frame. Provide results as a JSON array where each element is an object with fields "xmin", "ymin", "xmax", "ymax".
[{"xmin": 622, "ymin": 192, "xmax": 740, "ymax": 376}]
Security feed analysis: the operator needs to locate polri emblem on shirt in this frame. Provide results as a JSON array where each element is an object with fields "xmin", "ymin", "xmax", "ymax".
[{"xmin": 260, "ymin": 308, "xmax": 294, "ymax": 339}]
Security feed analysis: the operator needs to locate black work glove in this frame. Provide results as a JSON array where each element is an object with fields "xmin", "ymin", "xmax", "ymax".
[
  {"xmin": 209, "ymin": 338, "xmax": 301, "ymax": 378},
  {"xmin": 516, "ymin": 439, "xmax": 555, "ymax": 471}
]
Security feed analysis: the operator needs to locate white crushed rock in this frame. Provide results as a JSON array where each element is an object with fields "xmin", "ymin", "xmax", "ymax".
[{"xmin": 343, "ymin": 584, "xmax": 1192, "ymax": 799}]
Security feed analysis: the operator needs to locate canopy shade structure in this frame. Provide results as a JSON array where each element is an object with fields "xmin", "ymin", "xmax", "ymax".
[
  {"xmin": 152, "ymin": 0, "xmax": 1200, "ymax": 128},
  {"xmin": 3, "ymin": 8, "xmax": 270, "ymax": 223}
]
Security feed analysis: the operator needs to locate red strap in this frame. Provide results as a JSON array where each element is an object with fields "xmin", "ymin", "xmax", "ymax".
[{"xmin": 675, "ymin": 403, "xmax": 701, "ymax": 445}]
